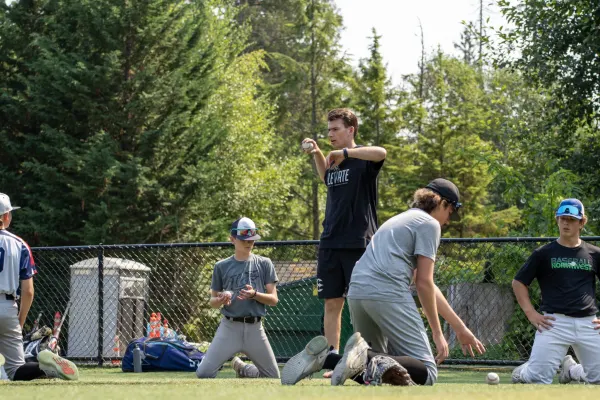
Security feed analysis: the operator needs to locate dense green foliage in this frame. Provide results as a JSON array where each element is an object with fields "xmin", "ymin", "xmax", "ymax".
[
  {"xmin": 493, "ymin": 0, "xmax": 600, "ymax": 235},
  {"xmin": 0, "ymin": 0, "xmax": 298, "ymax": 245},
  {"xmin": 0, "ymin": 0, "xmax": 597, "ymax": 246}
]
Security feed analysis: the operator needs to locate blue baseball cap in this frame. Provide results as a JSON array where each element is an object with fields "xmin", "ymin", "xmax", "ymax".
[
  {"xmin": 555, "ymin": 199, "xmax": 585, "ymax": 220},
  {"xmin": 230, "ymin": 217, "xmax": 261, "ymax": 241}
]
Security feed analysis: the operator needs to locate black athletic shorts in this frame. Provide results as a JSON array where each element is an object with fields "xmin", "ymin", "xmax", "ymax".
[{"xmin": 317, "ymin": 248, "xmax": 366, "ymax": 299}]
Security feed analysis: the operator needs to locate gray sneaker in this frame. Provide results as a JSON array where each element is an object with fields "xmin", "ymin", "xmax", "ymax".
[
  {"xmin": 37, "ymin": 350, "xmax": 79, "ymax": 380},
  {"xmin": 232, "ymin": 356, "xmax": 247, "ymax": 378},
  {"xmin": 511, "ymin": 362, "xmax": 527, "ymax": 384},
  {"xmin": 331, "ymin": 332, "xmax": 370, "ymax": 386},
  {"xmin": 559, "ymin": 355, "xmax": 577, "ymax": 384},
  {"xmin": 0, "ymin": 353, "xmax": 7, "ymax": 381},
  {"xmin": 281, "ymin": 336, "xmax": 329, "ymax": 385}
]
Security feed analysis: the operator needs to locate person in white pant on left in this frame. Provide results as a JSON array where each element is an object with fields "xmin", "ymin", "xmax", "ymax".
[
  {"xmin": 0, "ymin": 193, "xmax": 79, "ymax": 381},
  {"xmin": 512, "ymin": 198, "xmax": 600, "ymax": 384}
]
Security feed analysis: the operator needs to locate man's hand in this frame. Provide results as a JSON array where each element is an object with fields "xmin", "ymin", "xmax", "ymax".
[
  {"xmin": 592, "ymin": 319, "xmax": 600, "ymax": 333},
  {"xmin": 433, "ymin": 332, "xmax": 449, "ymax": 365},
  {"xmin": 301, "ymin": 138, "xmax": 320, "ymax": 155},
  {"xmin": 325, "ymin": 150, "xmax": 344, "ymax": 168},
  {"xmin": 217, "ymin": 291, "xmax": 232, "ymax": 306},
  {"xmin": 455, "ymin": 326, "xmax": 486, "ymax": 357},
  {"xmin": 237, "ymin": 285, "xmax": 257, "ymax": 301},
  {"xmin": 526, "ymin": 310, "xmax": 555, "ymax": 332}
]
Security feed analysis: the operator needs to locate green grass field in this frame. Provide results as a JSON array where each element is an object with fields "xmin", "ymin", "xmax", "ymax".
[{"xmin": 0, "ymin": 366, "xmax": 596, "ymax": 400}]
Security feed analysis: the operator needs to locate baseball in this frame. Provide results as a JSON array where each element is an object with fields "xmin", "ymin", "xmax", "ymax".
[
  {"xmin": 486, "ymin": 372, "xmax": 500, "ymax": 385},
  {"xmin": 302, "ymin": 142, "xmax": 314, "ymax": 151}
]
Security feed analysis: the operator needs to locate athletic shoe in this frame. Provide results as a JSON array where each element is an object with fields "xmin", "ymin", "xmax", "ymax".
[
  {"xmin": 511, "ymin": 362, "xmax": 527, "ymax": 384},
  {"xmin": 281, "ymin": 335, "xmax": 329, "ymax": 385},
  {"xmin": 559, "ymin": 355, "xmax": 577, "ymax": 384},
  {"xmin": 0, "ymin": 353, "xmax": 8, "ymax": 381},
  {"xmin": 331, "ymin": 332, "xmax": 370, "ymax": 386},
  {"xmin": 232, "ymin": 356, "xmax": 248, "ymax": 378},
  {"xmin": 37, "ymin": 350, "xmax": 79, "ymax": 380},
  {"xmin": 363, "ymin": 355, "xmax": 415, "ymax": 386}
]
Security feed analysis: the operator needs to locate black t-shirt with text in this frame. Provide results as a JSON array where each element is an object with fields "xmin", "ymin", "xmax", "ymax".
[
  {"xmin": 320, "ymin": 152, "xmax": 384, "ymax": 249},
  {"xmin": 514, "ymin": 240, "xmax": 600, "ymax": 317}
]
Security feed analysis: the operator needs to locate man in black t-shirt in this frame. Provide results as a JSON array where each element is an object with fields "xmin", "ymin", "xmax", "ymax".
[
  {"xmin": 512, "ymin": 199, "xmax": 600, "ymax": 385},
  {"xmin": 301, "ymin": 108, "xmax": 386, "ymax": 359}
]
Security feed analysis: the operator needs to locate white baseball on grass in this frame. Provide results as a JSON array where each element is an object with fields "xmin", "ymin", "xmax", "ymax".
[
  {"xmin": 486, "ymin": 372, "xmax": 500, "ymax": 385},
  {"xmin": 302, "ymin": 142, "xmax": 314, "ymax": 151}
]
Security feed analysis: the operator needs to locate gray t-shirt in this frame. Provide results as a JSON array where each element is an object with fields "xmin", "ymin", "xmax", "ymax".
[
  {"xmin": 347, "ymin": 208, "xmax": 441, "ymax": 302},
  {"xmin": 211, "ymin": 254, "xmax": 279, "ymax": 317}
]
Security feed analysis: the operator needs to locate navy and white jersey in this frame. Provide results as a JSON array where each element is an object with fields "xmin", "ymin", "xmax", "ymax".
[{"xmin": 0, "ymin": 230, "xmax": 37, "ymax": 298}]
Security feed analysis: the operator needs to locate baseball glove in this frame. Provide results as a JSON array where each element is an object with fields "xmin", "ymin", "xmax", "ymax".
[
  {"xmin": 363, "ymin": 355, "xmax": 416, "ymax": 386},
  {"xmin": 23, "ymin": 326, "xmax": 57, "ymax": 363}
]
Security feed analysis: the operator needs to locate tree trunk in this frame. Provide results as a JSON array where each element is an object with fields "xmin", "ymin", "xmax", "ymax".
[
  {"xmin": 310, "ymin": 0, "xmax": 320, "ymax": 240},
  {"xmin": 418, "ymin": 19, "xmax": 425, "ymax": 136}
]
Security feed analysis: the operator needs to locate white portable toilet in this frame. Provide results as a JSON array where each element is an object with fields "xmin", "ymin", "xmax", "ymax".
[{"xmin": 68, "ymin": 257, "xmax": 151, "ymax": 358}]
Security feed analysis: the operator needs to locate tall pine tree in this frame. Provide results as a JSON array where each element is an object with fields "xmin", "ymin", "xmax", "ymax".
[
  {"xmin": 0, "ymin": 0, "xmax": 298, "ymax": 245},
  {"xmin": 408, "ymin": 51, "xmax": 519, "ymax": 236},
  {"xmin": 236, "ymin": 0, "xmax": 352, "ymax": 239},
  {"xmin": 350, "ymin": 28, "xmax": 412, "ymax": 221}
]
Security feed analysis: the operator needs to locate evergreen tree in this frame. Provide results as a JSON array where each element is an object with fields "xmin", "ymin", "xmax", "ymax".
[
  {"xmin": 0, "ymin": 0, "xmax": 298, "ymax": 245},
  {"xmin": 350, "ymin": 28, "xmax": 409, "ymax": 221},
  {"xmin": 454, "ymin": 22, "xmax": 478, "ymax": 66},
  {"xmin": 408, "ymin": 52, "xmax": 519, "ymax": 237},
  {"xmin": 237, "ymin": 0, "xmax": 352, "ymax": 239}
]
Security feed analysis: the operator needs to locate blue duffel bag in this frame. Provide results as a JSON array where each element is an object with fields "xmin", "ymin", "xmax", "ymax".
[{"xmin": 121, "ymin": 337, "xmax": 205, "ymax": 372}]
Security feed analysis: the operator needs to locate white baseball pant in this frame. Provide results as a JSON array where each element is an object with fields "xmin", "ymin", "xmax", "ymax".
[
  {"xmin": 520, "ymin": 313, "xmax": 600, "ymax": 384},
  {"xmin": 0, "ymin": 297, "xmax": 25, "ymax": 380},
  {"xmin": 195, "ymin": 317, "xmax": 279, "ymax": 379}
]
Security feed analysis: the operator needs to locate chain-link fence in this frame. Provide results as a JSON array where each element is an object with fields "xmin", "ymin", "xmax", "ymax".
[{"xmin": 28, "ymin": 237, "xmax": 600, "ymax": 367}]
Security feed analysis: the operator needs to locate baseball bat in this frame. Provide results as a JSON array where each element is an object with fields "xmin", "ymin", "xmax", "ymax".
[
  {"xmin": 48, "ymin": 302, "xmax": 71, "ymax": 352},
  {"xmin": 31, "ymin": 312, "xmax": 42, "ymax": 333}
]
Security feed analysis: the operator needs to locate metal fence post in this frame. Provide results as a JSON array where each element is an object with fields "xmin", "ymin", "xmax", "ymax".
[{"xmin": 98, "ymin": 244, "xmax": 104, "ymax": 367}]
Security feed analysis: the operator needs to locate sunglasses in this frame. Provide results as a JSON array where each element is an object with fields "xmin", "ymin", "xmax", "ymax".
[
  {"xmin": 443, "ymin": 198, "xmax": 462, "ymax": 212},
  {"xmin": 556, "ymin": 205, "xmax": 582, "ymax": 217},
  {"xmin": 232, "ymin": 228, "xmax": 258, "ymax": 237}
]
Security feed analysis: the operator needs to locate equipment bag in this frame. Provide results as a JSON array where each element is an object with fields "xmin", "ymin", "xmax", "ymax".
[{"xmin": 121, "ymin": 337, "xmax": 205, "ymax": 372}]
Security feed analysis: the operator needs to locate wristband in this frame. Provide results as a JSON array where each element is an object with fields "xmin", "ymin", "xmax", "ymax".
[{"xmin": 343, "ymin": 148, "xmax": 349, "ymax": 159}]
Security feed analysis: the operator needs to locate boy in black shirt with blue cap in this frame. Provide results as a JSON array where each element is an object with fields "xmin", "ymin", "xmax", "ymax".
[{"xmin": 512, "ymin": 199, "xmax": 600, "ymax": 384}]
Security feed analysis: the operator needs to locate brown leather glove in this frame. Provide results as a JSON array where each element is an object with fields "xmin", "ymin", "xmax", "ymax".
[{"xmin": 382, "ymin": 363, "xmax": 416, "ymax": 386}]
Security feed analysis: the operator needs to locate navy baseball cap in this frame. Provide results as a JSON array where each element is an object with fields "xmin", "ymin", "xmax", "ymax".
[
  {"xmin": 425, "ymin": 178, "xmax": 462, "ymax": 220},
  {"xmin": 555, "ymin": 199, "xmax": 584, "ymax": 220},
  {"xmin": 426, "ymin": 179, "xmax": 462, "ymax": 209},
  {"xmin": 230, "ymin": 217, "xmax": 261, "ymax": 241}
]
